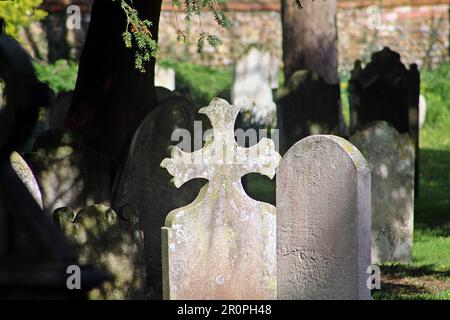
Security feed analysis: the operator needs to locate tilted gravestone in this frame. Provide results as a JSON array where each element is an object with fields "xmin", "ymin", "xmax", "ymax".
[
  {"xmin": 111, "ymin": 94, "xmax": 203, "ymax": 299},
  {"xmin": 277, "ymin": 70, "xmax": 342, "ymax": 155},
  {"xmin": 232, "ymin": 47, "xmax": 277, "ymax": 127},
  {"xmin": 25, "ymin": 130, "xmax": 111, "ymax": 214},
  {"xmin": 53, "ymin": 204, "xmax": 145, "ymax": 299},
  {"xmin": 277, "ymin": 135, "xmax": 371, "ymax": 300},
  {"xmin": 10, "ymin": 151, "xmax": 43, "ymax": 209},
  {"xmin": 160, "ymin": 98, "xmax": 281, "ymax": 299},
  {"xmin": 350, "ymin": 121, "xmax": 414, "ymax": 263},
  {"xmin": 349, "ymin": 47, "xmax": 420, "ymax": 195}
]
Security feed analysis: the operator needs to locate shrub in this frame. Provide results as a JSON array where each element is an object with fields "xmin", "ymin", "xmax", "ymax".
[
  {"xmin": 34, "ymin": 60, "xmax": 78, "ymax": 95},
  {"xmin": 0, "ymin": 0, "xmax": 47, "ymax": 40}
]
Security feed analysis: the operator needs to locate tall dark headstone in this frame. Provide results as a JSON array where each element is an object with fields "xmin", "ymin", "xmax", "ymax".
[
  {"xmin": 277, "ymin": 70, "xmax": 342, "ymax": 155},
  {"xmin": 349, "ymin": 47, "xmax": 420, "ymax": 194}
]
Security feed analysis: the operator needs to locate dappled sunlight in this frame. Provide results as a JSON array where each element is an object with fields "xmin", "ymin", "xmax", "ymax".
[
  {"xmin": 53, "ymin": 204, "xmax": 145, "ymax": 300},
  {"xmin": 351, "ymin": 121, "xmax": 415, "ymax": 264},
  {"xmin": 25, "ymin": 130, "xmax": 111, "ymax": 215}
]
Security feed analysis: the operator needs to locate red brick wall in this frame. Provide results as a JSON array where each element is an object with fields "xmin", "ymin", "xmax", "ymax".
[
  {"xmin": 42, "ymin": 0, "xmax": 450, "ymax": 12},
  {"xmin": 37, "ymin": 0, "xmax": 449, "ymax": 70}
]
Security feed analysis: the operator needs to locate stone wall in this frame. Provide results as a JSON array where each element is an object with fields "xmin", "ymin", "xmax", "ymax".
[
  {"xmin": 337, "ymin": 2, "xmax": 449, "ymax": 72},
  {"xmin": 157, "ymin": 0, "xmax": 449, "ymax": 72},
  {"xmin": 158, "ymin": 10, "xmax": 283, "ymax": 66},
  {"xmin": 22, "ymin": 0, "xmax": 450, "ymax": 71}
]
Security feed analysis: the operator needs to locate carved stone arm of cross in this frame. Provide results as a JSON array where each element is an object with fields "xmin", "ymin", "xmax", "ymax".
[
  {"xmin": 160, "ymin": 143, "xmax": 216, "ymax": 187},
  {"xmin": 235, "ymin": 139, "xmax": 281, "ymax": 179},
  {"xmin": 161, "ymin": 98, "xmax": 281, "ymax": 188}
]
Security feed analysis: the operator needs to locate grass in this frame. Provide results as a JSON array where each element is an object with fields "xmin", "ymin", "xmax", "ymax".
[
  {"xmin": 160, "ymin": 60, "xmax": 233, "ymax": 108},
  {"xmin": 373, "ymin": 80, "xmax": 450, "ymax": 298},
  {"xmin": 373, "ymin": 123, "xmax": 450, "ymax": 300}
]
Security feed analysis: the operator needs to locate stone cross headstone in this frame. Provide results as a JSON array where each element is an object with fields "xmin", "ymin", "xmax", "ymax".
[
  {"xmin": 350, "ymin": 121, "xmax": 414, "ymax": 263},
  {"xmin": 53, "ymin": 204, "xmax": 145, "ymax": 299},
  {"xmin": 277, "ymin": 70, "xmax": 342, "ymax": 155},
  {"xmin": 10, "ymin": 151, "xmax": 43, "ymax": 209},
  {"xmin": 232, "ymin": 47, "xmax": 277, "ymax": 126},
  {"xmin": 155, "ymin": 65, "xmax": 176, "ymax": 91},
  {"xmin": 160, "ymin": 98, "xmax": 281, "ymax": 300},
  {"xmin": 277, "ymin": 135, "xmax": 371, "ymax": 300},
  {"xmin": 111, "ymin": 94, "xmax": 203, "ymax": 299},
  {"xmin": 25, "ymin": 130, "xmax": 111, "ymax": 215}
]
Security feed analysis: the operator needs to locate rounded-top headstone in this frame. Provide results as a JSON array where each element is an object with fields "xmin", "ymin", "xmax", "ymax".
[{"xmin": 277, "ymin": 135, "xmax": 371, "ymax": 300}]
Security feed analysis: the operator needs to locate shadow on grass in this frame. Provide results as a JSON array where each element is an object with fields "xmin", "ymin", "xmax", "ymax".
[
  {"xmin": 373, "ymin": 263, "xmax": 450, "ymax": 300},
  {"xmin": 372, "ymin": 282, "xmax": 430, "ymax": 300},
  {"xmin": 380, "ymin": 263, "xmax": 450, "ymax": 278}
]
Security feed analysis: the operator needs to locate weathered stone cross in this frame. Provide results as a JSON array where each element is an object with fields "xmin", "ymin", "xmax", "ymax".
[{"xmin": 161, "ymin": 98, "xmax": 281, "ymax": 300}]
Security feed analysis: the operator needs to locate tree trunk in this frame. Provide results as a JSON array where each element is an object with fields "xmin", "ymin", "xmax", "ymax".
[
  {"xmin": 281, "ymin": 0, "xmax": 339, "ymax": 84},
  {"xmin": 65, "ymin": 0, "xmax": 163, "ymax": 172}
]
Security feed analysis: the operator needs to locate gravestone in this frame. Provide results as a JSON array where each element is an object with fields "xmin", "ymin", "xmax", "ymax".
[
  {"xmin": 54, "ymin": 204, "xmax": 145, "ymax": 299},
  {"xmin": 0, "ymin": 160, "xmax": 109, "ymax": 299},
  {"xmin": 10, "ymin": 151, "xmax": 43, "ymax": 209},
  {"xmin": 232, "ymin": 47, "xmax": 277, "ymax": 126},
  {"xmin": 277, "ymin": 135, "xmax": 371, "ymax": 300},
  {"xmin": 47, "ymin": 91, "xmax": 73, "ymax": 130},
  {"xmin": 161, "ymin": 98, "xmax": 281, "ymax": 299},
  {"xmin": 349, "ymin": 47, "xmax": 420, "ymax": 194},
  {"xmin": 350, "ymin": 121, "xmax": 414, "ymax": 263},
  {"xmin": 349, "ymin": 47, "xmax": 420, "ymax": 136},
  {"xmin": 25, "ymin": 130, "xmax": 111, "ymax": 214},
  {"xmin": 155, "ymin": 86, "xmax": 175, "ymax": 104},
  {"xmin": 0, "ymin": 29, "xmax": 107, "ymax": 299},
  {"xmin": 277, "ymin": 70, "xmax": 342, "ymax": 155},
  {"xmin": 270, "ymin": 58, "xmax": 280, "ymax": 91},
  {"xmin": 419, "ymin": 95, "xmax": 426, "ymax": 129},
  {"xmin": 155, "ymin": 65, "xmax": 176, "ymax": 91},
  {"xmin": 111, "ymin": 94, "xmax": 203, "ymax": 299}
]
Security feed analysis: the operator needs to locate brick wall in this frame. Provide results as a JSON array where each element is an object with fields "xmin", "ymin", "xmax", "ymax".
[
  {"xmin": 33, "ymin": 0, "xmax": 449, "ymax": 71},
  {"xmin": 157, "ymin": 0, "xmax": 449, "ymax": 72}
]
